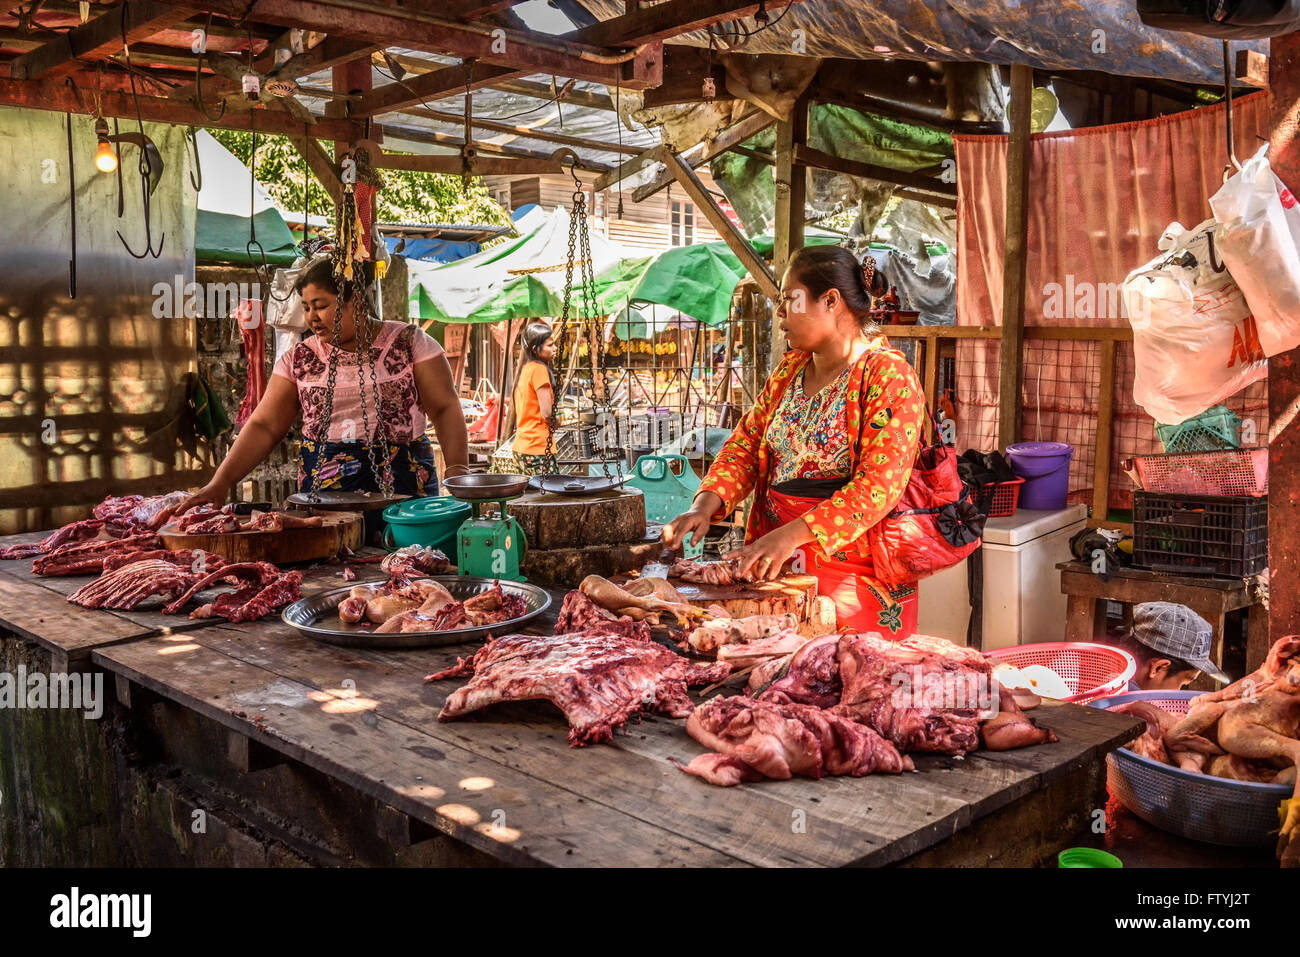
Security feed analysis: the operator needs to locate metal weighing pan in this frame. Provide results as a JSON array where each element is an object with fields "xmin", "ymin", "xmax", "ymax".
[
  {"xmin": 281, "ymin": 575, "xmax": 551, "ymax": 649},
  {"xmin": 442, "ymin": 473, "xmax": 531, "ymax": 500},
  {"xmin": 528, "ymin": 473, "xmax": 629, "ymax": 495},
  {"xmin": 286, "ymin": 490, "xmax": 411, "ymax": 512}
]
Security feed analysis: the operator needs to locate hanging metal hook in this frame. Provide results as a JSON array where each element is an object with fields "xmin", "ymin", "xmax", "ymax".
[
  {"xmin": 116, "ymin": 5, "xmax": 164, "ymax": 258},
  {"xmin": 186, "ymin": 125, "xmax": 202, "ymax": 192},
  {"xmin": 1223, "ymin": 40, "xmax": 1242, "ymax": 173},
  {"xmin": 247, "ymin": 128, "xmax": 292, "ymax": 301},
  {"xmin": 64, "ymin": 107, "xmax": 77, "ymax": 300}
]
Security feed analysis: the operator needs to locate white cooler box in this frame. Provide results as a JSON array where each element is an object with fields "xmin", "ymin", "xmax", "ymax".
[{"xmin": 917, "ymin": 505, "xmax": 1087, "ymax": 650}]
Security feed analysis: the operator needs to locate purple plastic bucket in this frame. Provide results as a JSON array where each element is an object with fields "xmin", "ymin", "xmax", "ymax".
[{"xmin": 1006, "ymin": 441, "xmax": 1074, "ymax": 510}]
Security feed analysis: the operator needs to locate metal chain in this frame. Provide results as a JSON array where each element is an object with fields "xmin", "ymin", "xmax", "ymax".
[
  {"xmin": 354, "ymin": 287, "xmax": 394, "ymax": 495},
  {"xmin": 310, "ymin": 270, "xmax": 345, "ymax": 497}
]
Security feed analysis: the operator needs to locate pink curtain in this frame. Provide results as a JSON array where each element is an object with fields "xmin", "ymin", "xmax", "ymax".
[{"xmin": 952, "ymin": 93, "xmax": 1271, "ymax": 509}]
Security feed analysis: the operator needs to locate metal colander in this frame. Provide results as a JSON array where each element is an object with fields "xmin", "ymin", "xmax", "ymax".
[{"xmin": 1090, "ymin": 690, "xmax": 1292, "ymax": 847}]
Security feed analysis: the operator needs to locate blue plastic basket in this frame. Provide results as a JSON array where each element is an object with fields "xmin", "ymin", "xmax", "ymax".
[{"xmin": 1089, "ymin": 690, "xmax": 1290, "ymax": 847}]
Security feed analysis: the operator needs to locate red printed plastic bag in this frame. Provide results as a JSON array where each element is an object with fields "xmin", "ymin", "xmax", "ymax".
[
  {"xmin": 1210, "ymin": 143, "xmax": 1300, "ymax": 357},
  {"xmin": 1122, "ymin": 219, "xmax": 1267, "ymax": 425}
]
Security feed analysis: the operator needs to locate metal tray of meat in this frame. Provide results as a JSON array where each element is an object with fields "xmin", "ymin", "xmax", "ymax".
[{"xmin": 280, "ymin": 575, "xmax": 551, "ymax": 649}]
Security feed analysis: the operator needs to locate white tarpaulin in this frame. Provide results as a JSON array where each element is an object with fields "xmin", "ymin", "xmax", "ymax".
[{"xmin": 407, "ymin": 205, "xmax": 646, "ymax": 322}]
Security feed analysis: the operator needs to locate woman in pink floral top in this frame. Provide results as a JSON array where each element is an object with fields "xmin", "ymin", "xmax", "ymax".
[
  {"xmin": 182, "ymin": 259, "xmax": 468, "ymax": 538},
  {"xmin": 663, "ymin": 246, "xmax": 927, "ymax": 635}
]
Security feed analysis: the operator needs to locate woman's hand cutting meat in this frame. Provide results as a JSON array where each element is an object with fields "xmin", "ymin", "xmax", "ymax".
[{"xmin": 725, "ymin": 518, "xmax": 814, "ymax": 581}]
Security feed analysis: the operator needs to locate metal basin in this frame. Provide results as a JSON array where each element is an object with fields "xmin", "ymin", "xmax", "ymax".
[{"xmin": 443, "ymin": 473, "xmax": 532, "ymax": 500}]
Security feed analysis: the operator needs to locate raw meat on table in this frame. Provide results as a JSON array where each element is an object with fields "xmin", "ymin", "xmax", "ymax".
[
  {"xmin": 160, "ymin": 561, "xmax": 282, "ymax": 615},
  {"xmin": 431, "ymin": 631, "xmax": 730, "ymax": 746},
  {"xmin": 553, "ymin": 590, "xmax": 652, "ymax": 643},
  {"xmin": 33, "ymin": 532, "xmax": 162, "ymax": 576},
  {"xmin": 716, "ymin": 629, "xmax": 808, "ymax": 666},
  {"xmin": 67, "ymin": 559, "xmax": 200, "ymax": 610},
  {"xmin": 687, "ymin": 612, "xmax": 799, "ymax": 654},
  {"xmin": 751, "ymin": 634, "xmax": 843, "ymax": 708},
  {"xmin": 675, "ymin": 695, "xmax": 913, "ymax": 786}
]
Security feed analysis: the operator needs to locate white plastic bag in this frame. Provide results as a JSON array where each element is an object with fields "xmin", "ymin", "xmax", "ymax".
[
  {"xmin": 1122, "ymin": 219, "xmax": 1267, "ymax": 424},
  {"xmin": 1210, "ymin": 143, "xmax": 1300, "ymax": 357}
]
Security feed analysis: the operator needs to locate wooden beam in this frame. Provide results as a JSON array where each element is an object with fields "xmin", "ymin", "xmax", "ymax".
[
  {"xmin": 438, "ymin": 0, "xmax": 521, "ymax": 19},
  {"xmin": 143, "ymin": 0, "xmax": 661, "ymax": 89},
  {"xmin": 1092, "ymin": 339, "xmax": 1116, "ymax": 522},
  {"xmin": 772, "ymin": 95, "xmax": 808, "ymax": 361},
  {"xmin": 793, "ymin": 144, "xmax": 955, "ymax": 197},
  {"xmin": 569, "ymin": 0, "xmax": 797, "ymax": 47},
  {"xmin": 1267, "ymin": 30, "xmax": 1300, "ymax": 661},
  {"xmin": 354, "ymin": 62, "xmax": 517, "ymax": 117},
  {"xmin": 997, "ymin": 64, "xmax": 1033, "ymax": 451},
  {"xmin": 494, "ymin": 77, "xmax": 615, "ymax": 112},
  {"xmin": 380, "ymin": 123, "xmax": 612, "ymax": 172},
  {"xmin": 891, "ymin": 188, "xmax": 958, "ymax": 210},
  {"xmin": 287, "ymin": 135, "xmax": 343, "ymax": 207},
  {"xmin": 660, "ymin": 148, "xmax": 778, "ymax": 300},
  {"xmin": 168, "ymin": 38, "xmax": 381, "ymax": 106},
  {"xmin": 410, "ymin": 106, "xmax": 641, "ymax": 155},
  {"xmin": 11, "ymin": 2, "xmax": 196, "ymax": 80},
  {"xmin": 629, "ymin": 110, "xmax": 774, "ymax": 201},
  {"xmin": 0, "ymin": 73, "xmax": 362, "ymax": 139}
]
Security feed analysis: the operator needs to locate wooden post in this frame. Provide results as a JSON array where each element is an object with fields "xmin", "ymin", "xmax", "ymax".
[
  {"xmin": 1092, "ymin": 339, "xmax": 1117, "ymax": 523},
  {"xmin": 998, "ymin": 65, "xmax": 1033, "ymax": 450},
  {"xmin": 772, "ymin": 94, "xmax": 809, "ymax": 364},
  {"xmin": 1268, "ymin": 32, "xmax": 1300, "ymax": 644},
  {"xmin": 332, "ymin": 58, "xmax": 372, "ymax": 162}
]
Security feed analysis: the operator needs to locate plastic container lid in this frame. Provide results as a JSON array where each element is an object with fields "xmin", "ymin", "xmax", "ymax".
[
  {"xmin": 383, "ymin": 496, "xmax": 471, "ymax": 525},
  {"xmin": 1007, "ymin": 441, "xmax": 1075, "ymax": 458},
  {"xmin": 1058, "ymin": 848, "xmax": 1123, "ymax": 868}
]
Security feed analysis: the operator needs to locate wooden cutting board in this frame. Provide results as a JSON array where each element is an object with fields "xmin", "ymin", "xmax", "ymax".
[
  {"xmin": 159, "ymin": 511, "xmax": 364, "ymax": 565},
  {"xmin": 634, "ymin": 563, "xmax": 821, "ymax": 620}
]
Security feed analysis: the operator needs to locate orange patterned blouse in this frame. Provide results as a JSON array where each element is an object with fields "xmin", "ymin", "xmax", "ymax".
[{"xmin": 697, "ymin": 336, "xmax": 926, "ymax": 555}]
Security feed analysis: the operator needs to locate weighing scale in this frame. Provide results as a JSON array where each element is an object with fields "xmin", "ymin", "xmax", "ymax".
[{"xmin": 441, "ymin": 473, "xmax": 531, "ymax": 582}]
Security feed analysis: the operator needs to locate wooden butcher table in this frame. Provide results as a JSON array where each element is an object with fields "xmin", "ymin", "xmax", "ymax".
[{"xmin": 0, "ymin": 528, "xmax": 1144, "ymax": 868}]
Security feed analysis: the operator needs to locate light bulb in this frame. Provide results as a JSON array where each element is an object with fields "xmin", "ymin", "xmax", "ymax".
[{"xmin": 95, "ymin": 137, "xmax": 117, "ymax": 173}]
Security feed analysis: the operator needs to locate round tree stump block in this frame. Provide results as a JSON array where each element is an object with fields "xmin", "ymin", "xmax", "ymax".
[{"xmin": 509, "ymin": 488, "xmax": 646, "ymax": 551}]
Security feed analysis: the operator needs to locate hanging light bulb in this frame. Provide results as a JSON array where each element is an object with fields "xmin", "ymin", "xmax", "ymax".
[{"xmin": 93, "ymin": 117, "xmax": 117, "ymax": 173}]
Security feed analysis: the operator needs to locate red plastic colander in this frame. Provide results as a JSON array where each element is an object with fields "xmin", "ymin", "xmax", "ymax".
[{"xmin": 984, "ymin": 642, "xmax": 1137, "ymax": 704}]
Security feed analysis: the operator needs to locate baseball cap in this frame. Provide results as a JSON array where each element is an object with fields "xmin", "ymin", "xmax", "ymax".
[{"xmin": 1132, "ymin": 602, "xmax": 1230, "ymax": 684}]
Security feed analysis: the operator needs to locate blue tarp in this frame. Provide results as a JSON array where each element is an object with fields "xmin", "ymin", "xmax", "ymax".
[{"xmin": 382, "ymin": 236, "xmax": 482, "ymax": 263}]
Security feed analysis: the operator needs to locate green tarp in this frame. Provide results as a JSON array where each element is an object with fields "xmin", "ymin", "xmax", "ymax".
[
  {"xmin": 713, "ymin": 104, "xmax": 955, "ymax": 234},
  {"xmin": 627, "ymin": 234, "xmax": 839, "ymax": 327},
  {"xmin": 195, "ymin": 131, "xmax": 299, "ymax": 267}
]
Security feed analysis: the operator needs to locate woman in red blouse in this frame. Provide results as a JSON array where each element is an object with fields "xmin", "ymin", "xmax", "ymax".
[{"xmin": 663, "ymin": 245, "xmax": 927, "ymax": 636}]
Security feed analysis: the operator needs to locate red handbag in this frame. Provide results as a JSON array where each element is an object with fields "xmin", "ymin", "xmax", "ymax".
[{"xmin": 866, "ymin": 411, "xmax": 984, "ymax": 586}]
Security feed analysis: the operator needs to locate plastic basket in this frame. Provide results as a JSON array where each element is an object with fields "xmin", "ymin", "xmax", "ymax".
[
  {"xmin": 1129, "ymin": 447, "xmax": 1267, "ymax": 497},
  {"xmin": 1089, "ymin": 690, "xmax": 1291, "ymax": 846},
  {"xmin": 984, "ymin": 642, "xmax": 1136, "ymax": 705},
  {"xmin": 985, "ymin": 478, "xmax": 1024, "ymax": 518},
  {"xmin": 1132, "ymin": 492, "xmax": 1268, "ymax": 578},
  {"xmin": 1155, "ymin": 406, "xmax": 1242, "ymax": 454}
]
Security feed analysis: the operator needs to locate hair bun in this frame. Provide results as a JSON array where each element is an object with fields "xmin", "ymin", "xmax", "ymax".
[{"xmin": 861, "ymin": 256, "xmax": 877, "ymax": 293}]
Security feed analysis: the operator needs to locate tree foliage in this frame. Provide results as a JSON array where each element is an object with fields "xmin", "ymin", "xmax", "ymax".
[{"xmin": 209, "ymin": 129, "xmax": 514, "ymax": 229}]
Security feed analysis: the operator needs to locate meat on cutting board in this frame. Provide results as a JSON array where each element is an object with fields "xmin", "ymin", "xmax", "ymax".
[
  {"xmin": 675, "ymin": 695, "xmax": 913, "ymax": 786},
  {"xmin": 431, "ymin": 631, "xmax": 730, "ymax": 747}
]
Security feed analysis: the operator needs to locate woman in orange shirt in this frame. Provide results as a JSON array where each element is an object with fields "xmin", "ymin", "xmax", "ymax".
[
  {"xmin": 504, "ymin": 321, "xmax": 560, "ymax": 474},
  {"xmin": 663, "ymin": 245, "xmax": 926, "ymax": 636}
]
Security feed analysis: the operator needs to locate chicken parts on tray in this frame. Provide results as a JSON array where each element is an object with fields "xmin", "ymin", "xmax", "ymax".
[{"xmin": 338, "ymin": 577, "xmax": 525, "ymax": 633}]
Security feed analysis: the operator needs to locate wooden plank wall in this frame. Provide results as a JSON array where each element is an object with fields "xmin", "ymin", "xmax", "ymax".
[{"xmin": 484, "ymin": 171, "xmax": 722, "ymax": 255}]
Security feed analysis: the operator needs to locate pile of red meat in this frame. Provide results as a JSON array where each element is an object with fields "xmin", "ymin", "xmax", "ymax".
[
  {"xmin": 677, "ymin": 631, "xmax": 1058, "ymax": 786},
  {"xmin": 0, "ymin": 492, "xmax": 301, "ymax": 622},
  {"xmin": 0, "ymin": 491, "xmax": 191, "ymax": 568},
  {"xmin": 428, "ymin": 619, "xmax": 730, "ymax": 747}
]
